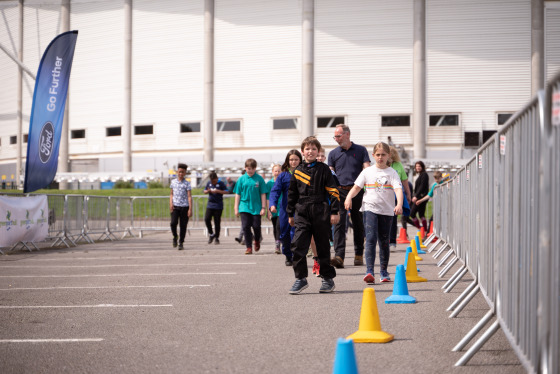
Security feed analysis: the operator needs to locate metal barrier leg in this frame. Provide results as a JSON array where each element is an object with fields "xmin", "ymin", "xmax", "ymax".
[
  {"xmin": 454, "ymin": 321, "xmax": 500, "ymax": 367},
  {"xmin": 444, "ymin": 267, "xmax": 468, "ymax": 293},
  {"xmin": 438, "ymin": 256, "xmax": 458, "ymax": 277},
  {"xmin": 447, "ymin": 279, "xmax": 478, "ymax": 312},
  {"xmin": 433, "ymin": 243, "xmax": 450, "ymax": 259},
  {"xmin": 453, "ymin": 309, "xmax": 494, "ymax": 352},
  {"xmin": 437, "ymin": 248, "xmax": 454, "ymax": 267},
  {"xmin": 449, "ymin": 285, "xmax": 480, "ymax": 318},
  {"xmin": 442, "ymin": 264, "xmax": 466, "ymax": 289},
  {"xmin": 423, "ymin": 233, "xmax": 435, "ymax": 246},
  {"xmin": 427, "ymin": 238, "xmax": 442, "ymax": 253}
]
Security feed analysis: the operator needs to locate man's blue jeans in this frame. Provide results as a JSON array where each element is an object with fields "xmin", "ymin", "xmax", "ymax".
[{"xmin": 364, "ymin": 211, "xmax": 392, "ymax": 275}]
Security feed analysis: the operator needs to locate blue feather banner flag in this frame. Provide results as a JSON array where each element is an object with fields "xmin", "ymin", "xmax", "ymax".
[{"xmin": 24, "ymin": 30, "xmax": 78, "ymax": 193}]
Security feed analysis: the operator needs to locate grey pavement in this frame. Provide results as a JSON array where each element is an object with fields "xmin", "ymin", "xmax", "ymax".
[{"xmin": 0, "ymin": 228, "xmax": 524, "ymax": 373}]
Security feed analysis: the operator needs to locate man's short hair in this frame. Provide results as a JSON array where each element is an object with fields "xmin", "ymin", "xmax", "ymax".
[
  {"xmin": 177, "ymin": 163, "xmax": 188, "ymax": 170},
  {"xmin": 335, "ymin": 124, "xmax": 350, "ymax": 135},
  {"xmin": 301, "ymin": 136, "xmax": 322, "ymax": 151},
  {"xmin": 245, "ymin": 158, "xmax": 257, "ymax": 168}
]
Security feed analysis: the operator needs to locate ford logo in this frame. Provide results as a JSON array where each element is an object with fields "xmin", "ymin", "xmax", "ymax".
[{"xmin": 39, "ymin": 121, "xmax": 55, "ymax": 164}]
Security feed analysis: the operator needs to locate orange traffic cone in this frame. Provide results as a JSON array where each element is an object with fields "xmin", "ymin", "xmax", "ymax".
[
  {"xmin": 410, "ymin": 239, "xmax": 423, "ymax": 261},
  {"xmin": 420, "ymin": 226, "xmax": 426, "ymax": 240},
  {"xmin": 347, "ymin": 288, "xmax": 394, "ymax": 343},
  {"xmin": 427, "ymin": 221, "xmax": 434, "ymax": 236},
  {"xmin": 397, "ymin": 227, "xmax": 409, "ymax": 244}
]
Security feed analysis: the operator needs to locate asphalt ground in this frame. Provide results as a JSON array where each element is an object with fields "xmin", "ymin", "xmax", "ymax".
[{"xmin": 0, "ymin": 228, "xmax": 524, "ymax": 373}]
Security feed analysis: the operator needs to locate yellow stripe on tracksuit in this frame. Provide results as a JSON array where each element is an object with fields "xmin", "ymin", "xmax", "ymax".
[
  {"xmin": 295, "ymin": 170, "xmax": 311, "ymax": 185},
  {"xmin": 325, "ymin": 186, "xmax": 340, "ymax": 201}
]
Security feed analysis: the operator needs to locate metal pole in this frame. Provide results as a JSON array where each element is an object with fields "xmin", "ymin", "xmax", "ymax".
[
  {"xmin": 453, "ymin": 309, "xmax": 494, "ymax": 352},
  {"xmin": 16, "ymin": 0, "xmax": 23, "ymax": 189},
  {"xmin": 203, "ymin": 0, "xmax": 214, "ymax": 162},
  {"xmin": 531, "ymin": 0, "xmax": 544, "ymax": 95},
  {"xmin": 455, "ymin": 321, "xmax": 501, "ymax": 366},
  {"xmin": 59, "ymin": 0, "xmax": 71, "ymax": 189},
  {"xmin": 301, "ymin": 0, "xmax": 314, "ymax": 138},
  {"xmin": 123, "ymin": 0, "xmax": 132, "ymax": 172},
  {"xmin": 413, "ymin": 0, "xmax": 426, "ymax": 158}
]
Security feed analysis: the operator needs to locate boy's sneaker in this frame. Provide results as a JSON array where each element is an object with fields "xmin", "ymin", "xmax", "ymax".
[
  {"xmin": 389, "ymin": 243, "xmax": 397, "ymax": 251},
  {"xmin": 312, "ymin": 260, "xmax": 320, "ymax": 276},
  {"xmin": 178, "ymin": 243, "xmax": 184, "ymax": 250},
  {"xmin": 380, "ymin": 271, "xmax": 391, "ymax": 282},
  {"xmin": 172, "ymin": 237, "xmax": 178, "ymax": 248},
  {"xmin": 274, "ymin": 241, "xmax": 281, "ymax": 254},
  {"xmin": 307, "ymin": 248, "xmax": 313, "ymax": 257},
  {"xmin": 245, "ymin": 247, "xmax": 252, "ymax": 255},
  {"xmin": 214, "ymin": 238, "xmax": 220, "ymax": 245},
  {"xmin": 319, "ymin": 278, "xmax": 335, "ymax": 293},
  {"xmin": 289, "ymin": 278, "xmax": 308, "ymax": 294},
  {"xmin": 330, "ymin": 256, "xmax": 344, "ymax": 269},
  {"xmin": 363, "ymin": 273, "xmax": 375, "ymax": 284},
  {"xmin": 208, "ymin": 234, "xmax": 215, "ymax": 244},
  {"xmin": 254, "ymin": 240, "xmax": 260, "ymax": 252}
]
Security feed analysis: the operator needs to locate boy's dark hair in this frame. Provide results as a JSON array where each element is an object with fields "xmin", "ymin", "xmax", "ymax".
[
  {"xmin": 177, "ymin": 163, "xmax": 187, "ymax": 170},
  {"xmin": 281, "ymin": 149, "xmax": 303, "ymax": 172},
  {"xmin": 245, "ymin": 158, "xmax": 257, "ymax": 168},
  {"xmin": 209, "ymin": 171, "xmax": 218, "ymax": 180},
  {"xmin": 301, "ymin": 136, "xmax": 321, "ymax": 152}
]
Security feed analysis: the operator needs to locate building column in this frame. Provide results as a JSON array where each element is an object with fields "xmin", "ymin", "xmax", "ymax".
[
  {"xmin": 123, "ymin": 0, "xmax": 132, "ymax": 172},
  {"xmin": 302, "ymin": 0, "xmax": 314, "ymax": 138},
  {"xmin": 16, "ymin": 0, "xmax": 23, "ymax": 188},
  {"xmin": 413, "ymin": 0, "xmax": 426, "ymax": 159},
  {"xmin": 203, "ymin": 0, "xmax": 214, "ymax": 162},
  {"xmin": 58, "ymin": 0, "xmax": 70, "ymax": 189},
  {"xmin": 531, "ymin": 0, "xmax": 544, "ymax": 95}
]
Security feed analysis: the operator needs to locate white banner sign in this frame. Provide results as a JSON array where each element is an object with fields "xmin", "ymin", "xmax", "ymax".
[{"xmin": 0, "ymin": 195, "xmax": 48, "ymax": 247}]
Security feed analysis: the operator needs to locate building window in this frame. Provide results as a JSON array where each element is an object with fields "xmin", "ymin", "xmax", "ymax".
[
  {"xmin": 217, "ymin": 120, "xmax": 241, "ymax": 132},
  {"xmin": 134, "ymin": 125, "xmax": 153, "ymax": 135},
  {"xmin": 180, "ymin": 122, "xmax": 201, "ymax": 133},
  {"xmin": 317, "ymin": 116, "xmax": 345, "ymax": 128},
  {"xmin": 71, "ymin": 129, "xmax": 86, "ymax": 139},
  {"xmin": 429, "ymin": 114, "xmax": 459, "ymax": 126},
  {"xmin": 23, "ymin": 134, "xmax": 28, "ymax": 143},
  {"xmin": 464, "ymin": 132, "xmax": 480, "ymax": 147},
  {"xmin": 497, "ymin": 113, "xmax": 513, "ymax": 125},
  {"xmin": 273, "ymin": 118, "xmax": 297, "ymax": 130},
  {"xmin": 381, "ymin": 115, "xmax": 410, "ymax": 127},
  {"xmin": 106, "ymin": 127, "xmax": 122, "ymax": 137},
  {"xmin": 482, "ymin": 130, "xmax": 497, "ymax": 144},
  {"xmin": 10, "ymin": 136, "xmax": 16, "ymax": 145}
]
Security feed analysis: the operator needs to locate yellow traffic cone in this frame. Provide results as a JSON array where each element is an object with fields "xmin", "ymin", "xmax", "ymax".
[
  {"xmin": 418, "ymin": 230, "xmax": 427, "ymax": 248},
  {"xmin": 405, "ymin": 248, "xmax": 427, "ymax": 283},
  {"xmin": 347, "ymin": 288, "xmax": 393, "ymax": 343},
  {"xmin": 410, "ymin": 239, "xmax": 423, "ymax": 261}
]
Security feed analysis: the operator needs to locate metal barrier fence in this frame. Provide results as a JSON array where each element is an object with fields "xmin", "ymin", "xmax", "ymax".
[
  {"xmin": 426, "ymin": 71, "xmax": 560, "ymax": 373},
  {"xmin": 0, "ymin": 193, "xmax": 271, "ymax": 251}
]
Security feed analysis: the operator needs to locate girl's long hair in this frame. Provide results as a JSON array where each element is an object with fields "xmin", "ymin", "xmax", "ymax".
[{"xmin": 281, "ymin": 149, "xmax": 303, "ymax": 172}]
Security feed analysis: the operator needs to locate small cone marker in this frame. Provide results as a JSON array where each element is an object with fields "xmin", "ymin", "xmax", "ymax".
[
  {"xmin": 415, "ymin": 235, "xmax": 427, "ymax": 254},
  {"xmin": 396, "ymin": 227, "xmax": 409, "ymax": 244},
  {"xmin": 385, "ymin": 265, "xmax": 417, "ymax": 304},
  {"xmin": 347, "ymin": 288, "xmax": 394, "ymax": 343},
  {"xmin": 427, "ymin": 221, "xmax": 434, "ymax": 236},
  {"xmin": 417, "ymin": 230, "xmax": 427, "ymax": 249},
  {"xmin": 405, "ymin": 248, "xmax": 427, "ymax": 283},
  {"xmin": 410, "ymin": 239, "xmax": 423, "ymax": 261},
  {"xmin": 404, "ymin": 247, "xmax": 420, "ymax": 272},
  {"xmin": 332, "ymin": 338, "xmax": 359, "ymax": 374}
]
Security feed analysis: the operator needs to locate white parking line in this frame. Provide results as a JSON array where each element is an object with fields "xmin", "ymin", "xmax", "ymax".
[
  {"xmin": 0, "ymin": 304, "xmax": 173, "ymax": 309},
  {"xmin": 0, "ymin": 254, "xmax": 259, "ymax": 262},
  {"xmin": 0, "ymin": 339, "xmax": 104, "ymax": 343},
  {"xmin": 0, "ymin": 263, "xmax": 256, "ymax": 268},
  {"xmin": 0, "ymin": 272, "xmax": 236, "ymax": 278},
  {"xmin": 0, "ymin": 285, "xmax": 210, "ymax": 291}
]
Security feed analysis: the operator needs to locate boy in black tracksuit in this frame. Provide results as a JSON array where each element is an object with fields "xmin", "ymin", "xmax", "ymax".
[{"xmin": 287, "ymin": 136, "xmax": 341, "ymax": 294}]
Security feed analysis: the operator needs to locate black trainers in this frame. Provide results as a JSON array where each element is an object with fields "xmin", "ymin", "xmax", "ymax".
[
  {"xmin": 172, "ymin": 237, "xmax": 178, "ymax": 248},
  {"xmin": 208, "ymin": 234, "xmax": 215, "ymax": 244},
  {"xmin": 178, "ymin": 243, "xmax": 184, "ymax": 250},
  {"xmin": 234, "ymin": 236, "xmax": 242, "ymax": 244},
  {"xmin": 214, "ymin": 238, "xmax": 220, "ymax": 245},
  {"xmin": 289, "ymin": 278, "xmax": 308, "ymax": 294},
  {"xmin": 285, "ymin": 259, "xmax": 293, "ymax": 266},
  {"xmin": 319, "ymin": 278, "xmax": 335, "ymax": 293}
]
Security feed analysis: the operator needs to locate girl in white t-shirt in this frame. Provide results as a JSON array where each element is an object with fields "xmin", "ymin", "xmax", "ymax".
[{"xmin": 344, "ymin": 142, "xmax": 403, "ymax": 284}]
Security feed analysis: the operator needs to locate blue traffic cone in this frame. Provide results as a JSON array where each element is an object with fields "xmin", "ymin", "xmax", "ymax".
[
  {"xmin": 404, "ymin": 247, "xmax": 420, "ymax": 272},
  {"xmin": 332, "ymin": 338, "xmax": 359, "ymax": 374},
  {"xmin": 415, "ymin": 235, "xmax": 427, "ymax": 254},
  {"xmin": 385, "ymin": 264, "xmax": 417, "ymax": 304}
]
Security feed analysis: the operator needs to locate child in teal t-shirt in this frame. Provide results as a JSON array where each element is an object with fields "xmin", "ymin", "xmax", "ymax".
[{"xmin": 234, "ymin": 158, "xmax": 267, "ymax": 254}]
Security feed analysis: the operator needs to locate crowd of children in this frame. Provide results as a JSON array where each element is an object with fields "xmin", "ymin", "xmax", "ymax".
[{"xmin": 169, "ymin": 133, "xmax": 442, "ymax": 294}]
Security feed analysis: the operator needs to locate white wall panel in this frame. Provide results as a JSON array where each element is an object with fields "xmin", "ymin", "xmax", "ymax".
[
  {"xmin": 315, "ymin": 0, "xmax": 413, "ymax": 148},
  {"xmin": 545, "ymin": 3, "xmax": 560, "ymax": 82},
  {"xmin": 215, "ymin": 0, "xmax": 302, "ymax": 150},
  {"xmin": 426, "ymin": 0, "xmax": 531, "ymax": 145}
]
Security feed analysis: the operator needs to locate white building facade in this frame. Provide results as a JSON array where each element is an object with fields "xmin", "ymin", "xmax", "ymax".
[{"xmin": 0, "ymin": 0, "xmax": 559, "ymax": 182}]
